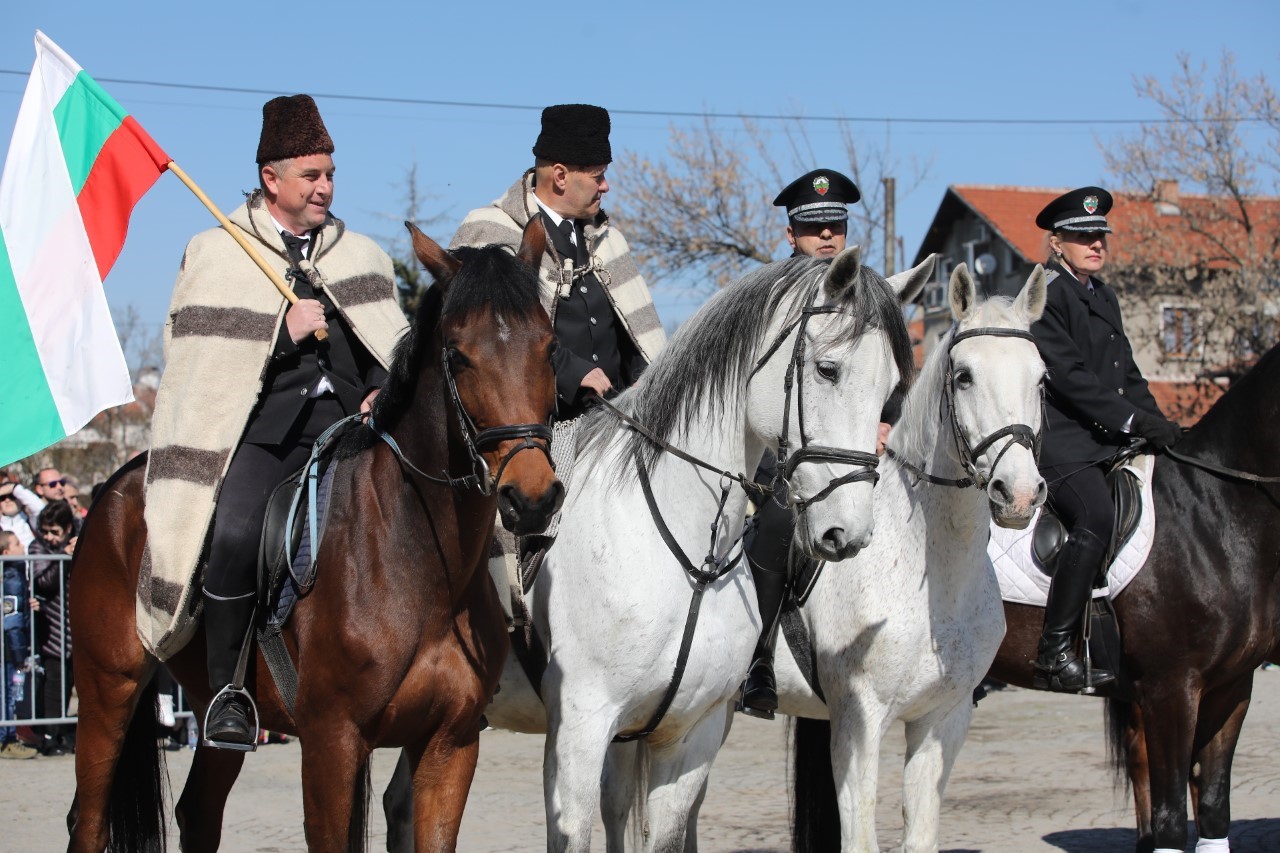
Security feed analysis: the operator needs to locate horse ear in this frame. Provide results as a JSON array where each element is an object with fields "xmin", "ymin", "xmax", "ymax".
[
  {"xmin": 885, "ymin": 253, "xmax": 935, "ymax": 305},
  {"xmin": 516, "ymin": 217, "xmax": 549, "ymax": 270},
  {"xmin": 824, "ymin": 244, "xmax": 862, "ymax": 299},
  {"xmin": 405, "ymin": 221, "xmax": 460, "ymax": 286},
  {"xmin": 1013, "ymin": 264, "xmax": 1048, "ymax": 324},
  {"xmin": 949, "ymin": 262, "xmax": 978, "ymax": 321}
]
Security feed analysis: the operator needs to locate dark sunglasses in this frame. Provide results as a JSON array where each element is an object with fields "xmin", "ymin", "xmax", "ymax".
[
  {"xmin": 0, "ymin": 492, "xmax": 15, "ymax": 501},
  {"xmin": 40, "ymin": 478, "xmax": 68, "ymax": 488}
]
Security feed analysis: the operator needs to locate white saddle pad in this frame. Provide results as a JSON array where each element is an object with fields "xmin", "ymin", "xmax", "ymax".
[{"xmin": 988, "ymin": 456, "xmax": 1157, "ymax": 607}]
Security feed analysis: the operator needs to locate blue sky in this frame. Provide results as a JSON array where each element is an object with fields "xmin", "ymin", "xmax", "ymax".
[{"xmin": 2, "ymin": 1, "xmax": 1276, "ymax": 351}]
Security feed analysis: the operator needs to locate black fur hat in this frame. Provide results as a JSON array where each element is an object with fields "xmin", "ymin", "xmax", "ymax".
[
  {"xmin": 256, "ymin": 94, "xmax": 335, "ymax": 165},
  {"xmin": 532, "ymin": 104, "xmax": 612, "ymax": 166}
]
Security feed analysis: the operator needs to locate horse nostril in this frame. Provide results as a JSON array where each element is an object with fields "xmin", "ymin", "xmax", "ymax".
[
  {"xmin": 1035, "ymin": 479, "xmax": 1048, "ymax": 507},
  {"xmin": 822, "ymin": 527, "xmax": 847, "ymax": 552},
  {"xmin": 989, "ymin": 477, "xmax": 1013, "ymax": 506}
]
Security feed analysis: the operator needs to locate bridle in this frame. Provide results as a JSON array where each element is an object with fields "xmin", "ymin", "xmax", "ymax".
[
  {"xmin": 888, "ymin": 326, "xmax": 1042, "ymax": 490},
  {"xmin": 371, "ymin": 346, "xmax": 554, "ymax": 495},
  {"xmin": 748, "ymin": 284, "xmax": 882, "ymax": 512}
]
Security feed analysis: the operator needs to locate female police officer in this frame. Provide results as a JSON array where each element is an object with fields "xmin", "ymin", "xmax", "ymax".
[{"xmin": 1030, "ymin": 186, "xmax": 1182, "ymax": 692}]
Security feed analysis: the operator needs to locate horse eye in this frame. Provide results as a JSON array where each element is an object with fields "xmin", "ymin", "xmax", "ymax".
[
  {"xmin": 816, "ymin": 361, "xmax": 839, "ymax": 382},
  {"xmin": 954, "ymin": 369, "xmax": 973, "ymax": 389},
  {"xmin": 447, "ymin": 347, "xmax": 470, "ymax": 371},
  {"xmin": 548, "ymin": 340, "xmax": 559, "ymax": 361}
]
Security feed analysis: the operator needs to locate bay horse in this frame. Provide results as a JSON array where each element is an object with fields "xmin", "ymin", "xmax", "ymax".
[
  {"xmin": 781, "ymin": 264, "xmax": 1048, "ymax": 852},
  {"xmin": 493, "ymin": 249, "xmax": 931, "ymax": 852},
  {"xmin": 990, "ymin": 340, "xmax": 1280, "ymax": 853},
  {"xmin": 67, "ymin": 221, "xmax": 562, "ymax": 852}
]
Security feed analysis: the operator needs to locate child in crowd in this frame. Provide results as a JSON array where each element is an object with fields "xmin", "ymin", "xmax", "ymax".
[
  {"xmin": 1, "ymin": 531, "xmax": 37, "ymax": 759},
  {"xmin": 28, "ymin": 502, "xmax": 76, "ymax": 755}
]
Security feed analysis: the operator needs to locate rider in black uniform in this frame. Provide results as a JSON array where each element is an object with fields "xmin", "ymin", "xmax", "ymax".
[
  {"xmin": 1029, "ymin": 187, "xmax": 1182, "ymax": 693},
  {"xmin": 740, "ymin": 170, "xmax": 898, "ymax": 717}
]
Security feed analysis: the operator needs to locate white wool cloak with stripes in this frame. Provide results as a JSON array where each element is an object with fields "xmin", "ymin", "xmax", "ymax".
[
  {"xmin": 139, "ymin": 193, "xmax": 408, "ymax": 660},
  {"xmin": 449, "ymin": 170, "xmax": 667, "ymax": 362}
]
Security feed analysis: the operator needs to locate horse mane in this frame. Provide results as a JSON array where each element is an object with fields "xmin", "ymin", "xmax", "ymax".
[
  {"xmin": 338, "ymin": 243, "xmax": 541, "ymax": 457},
  {"xmin": 578, "ymin": 255, "xmax": 914, "ymax": 477},
  {"xmin": 889, "ymin": 295, "xmax": 1024, "ymax": 466},
  {"xmin": 1182, "ymin": 339, "xmax": 1280, "ymax": 456}
]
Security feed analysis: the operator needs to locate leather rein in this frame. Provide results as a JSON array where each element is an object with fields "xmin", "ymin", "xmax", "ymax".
[
  {"xmin": 887, "ymin": 326, "xmax": 1042, "ymax": 490},
  {"xmin": 370, "ymin": 347, "xmax": 553, "ymax": 495}
]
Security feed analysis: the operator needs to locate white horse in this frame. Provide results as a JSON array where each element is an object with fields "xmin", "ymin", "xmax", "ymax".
[
  {"xmin": 776, "ymin": 263, "xmax": 1048, "ymax": 852},
  {"xmin": 474, "ymin": 248, "xmax": 933, "ymax": 852}
]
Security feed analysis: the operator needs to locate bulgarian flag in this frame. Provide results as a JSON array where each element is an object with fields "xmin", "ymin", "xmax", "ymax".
[{"xmin": 0, "ymin": 31, "xmax": 169, "ymax": 466}]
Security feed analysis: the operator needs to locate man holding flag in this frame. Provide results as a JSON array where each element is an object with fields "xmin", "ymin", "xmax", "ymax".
[{"xmin": 144, "ymin": 95, "xmax": 407, "ymax": 748}]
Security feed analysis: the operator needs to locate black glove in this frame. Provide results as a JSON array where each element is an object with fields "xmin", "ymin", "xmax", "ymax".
[{"xmin": 1132, "ymin": 410, "xmax": 1182, "ymax": 450}]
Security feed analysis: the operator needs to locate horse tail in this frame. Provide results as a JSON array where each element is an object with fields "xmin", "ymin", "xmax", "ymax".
[
  {"xmin": 1105, "ymin": 697, "xmax": 1134, "ymax": 796},
  {"xmin": 348, "ymin": 756, "xmax": 372, "ymax": 853},
  {"xmin": 106, "ymin": 676, "xmax": 167, "ymax": 852},
  {"xmin": 791, "ymin": 717, "xmax": 840, "ymax": 852}
]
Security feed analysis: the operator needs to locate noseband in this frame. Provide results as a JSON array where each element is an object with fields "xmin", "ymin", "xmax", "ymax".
[
  {"xmin": 371, "ymin": 347, "xmax": 553, "ymax": 495},
  {"xmin": 889, "ymin": 326, "xmax": 1041, "ymax": 490},
  {"xmin": 749, "ymin": 290, "xmax": 882, "ymax": 511}
]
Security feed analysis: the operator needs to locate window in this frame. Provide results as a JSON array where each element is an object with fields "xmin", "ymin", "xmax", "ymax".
[{"xmin": 1161, "ymin": 306, "xmax": 1199, "ymax": 358}]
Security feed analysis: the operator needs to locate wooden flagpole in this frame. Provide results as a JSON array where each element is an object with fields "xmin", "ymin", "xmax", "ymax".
[{"xmin": 166, "ymin": 161, "xmax": 326, "ymax": 340}]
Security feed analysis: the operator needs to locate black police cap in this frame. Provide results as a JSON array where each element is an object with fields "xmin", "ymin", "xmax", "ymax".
[
  {"xmin": 1035, "ymin": 186, "xmax": 1113, "ymax": 233},
  {"xmin": 773, "ymin": 169, "xmax": 860, "ymax": 223}
]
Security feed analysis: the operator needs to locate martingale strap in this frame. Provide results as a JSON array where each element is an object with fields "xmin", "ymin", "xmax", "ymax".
[{"xmin": 614, "ymin": 451, "xmax": 744, "ymax": 743}]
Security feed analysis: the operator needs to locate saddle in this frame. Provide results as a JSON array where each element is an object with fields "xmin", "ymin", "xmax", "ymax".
[
  {"xmin": 1032, "ymin": 454, "xmax": 1144, "ymax": 576},
  {"xmin": 1028, "ymin": 452, "xmax": 1145, "ymax": 701},
  {"xmin": 253, "ymin": 414, "xmax": 360, "ymax": 716}
]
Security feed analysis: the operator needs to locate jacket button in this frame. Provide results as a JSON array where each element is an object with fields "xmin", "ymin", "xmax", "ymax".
[
  {"xmin": 589, "ymin": 316, "xmax": 597, "ymax": 325},
  {"xmin": 1110, "ymin": 333, "xmax": 1116, "ymax": 340},
  {"xmin": 1114, "ymin": 360, "xmax": 1120, "ymax": 367},
  {"xmin": 592, "ymin": 354, "xmax": 599, "ymax": 362},
  {"xmin": 300, "ymin": 389, "xmax": 308, "ymax": 397},
  {"xmin": 579, "ymin": 286, "xmax": 588, "ymax": 294},
  {"xmin": 1117, "ymin": 388, "xmax": 1125, "ymax": 396}
]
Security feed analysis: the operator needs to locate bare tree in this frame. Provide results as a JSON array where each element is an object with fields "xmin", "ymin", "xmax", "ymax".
[
  {"xmin": 612, "ymin": 116, "xmax": 930, "ymax": 294},
  {"xmin": 374, "ymin": 160, "xmax": 451, "ymax": 318},
  {"xmin": 1101, "ymin": 51, "xmax": 1280, "ymax": 386}
]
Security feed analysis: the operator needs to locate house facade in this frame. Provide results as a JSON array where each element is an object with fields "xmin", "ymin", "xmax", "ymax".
[{"xmin": 912, "ymin": 184, "xmax": 1280, "ymax": 423}]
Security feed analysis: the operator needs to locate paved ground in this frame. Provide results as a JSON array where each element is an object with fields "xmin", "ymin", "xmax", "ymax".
[{"xmin": 4, "ymin": 672, "xmax": 1278, "ymax": 851}]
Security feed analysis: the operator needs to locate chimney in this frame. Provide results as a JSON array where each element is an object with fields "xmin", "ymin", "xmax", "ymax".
[{"xmin": 1154, "ymin": 179, "xmax": 1181, "ymax": 215}]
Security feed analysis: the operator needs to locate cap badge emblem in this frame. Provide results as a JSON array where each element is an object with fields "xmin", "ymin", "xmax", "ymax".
[
  {"xmin": 1083, "ymin": 195, "xmax": 1099, "ymax": 214},
  {"xmin": 813, "ymin": 176, "xmax": 830, "ymax": 196}
]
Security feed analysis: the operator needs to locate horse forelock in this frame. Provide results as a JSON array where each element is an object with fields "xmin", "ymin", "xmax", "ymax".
[
  {"xmin": 890, "ymin": 296, "xmax": 1026, "ymax": 466},
  {"xmin": 343, "ymin": 245, "xmax": 543, "ymax": 457}
]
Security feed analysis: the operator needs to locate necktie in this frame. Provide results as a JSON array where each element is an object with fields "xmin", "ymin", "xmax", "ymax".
[
  {"xmin": 558, "ymin": 220, "xmax": 588, "ymax": 266},
  {"xmin": 280, "ymin": 231, "xmax": 316, "ymax": 299},
  {"xmin": 281, "ymin": 232, "xmax": 307, "ymax": 266}
]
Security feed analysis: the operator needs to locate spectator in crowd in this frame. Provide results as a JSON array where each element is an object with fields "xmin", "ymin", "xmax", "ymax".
[
  {"xmin": 33, "ymin": 469, "xmax": 80, "ymax": 534},
  {"xmin": 28, "ymin": 501, "xmax": 76, "ymax": 755},
  {"xmin": 1, "ymin": 531, "xmax": 37, "ymax": 759},
  {"xmin": 63, "ymin": 483, "xmax": 87, "ymax": 520},
  {"xmin": 0, "ymin": 480, "xmax": 45, "ymax": 552}
]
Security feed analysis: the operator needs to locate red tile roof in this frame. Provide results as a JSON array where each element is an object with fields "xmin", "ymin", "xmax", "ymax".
[
  {"xmin": 947, "ymin": 184, "xmax": 1280, "ymax": 270},
  {"xmin": 1149, "ymin": 379, "xmax": 1225, "ymax": 426}
]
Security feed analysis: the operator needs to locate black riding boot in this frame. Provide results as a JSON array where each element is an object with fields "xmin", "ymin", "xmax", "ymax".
[
  {"xmin": 203, "ymin": 592, "xmax": 258, "ymax": 746},
  {"xmin": 741, "ymin": 558, "xmax": 789, "ymax": 719},
  {"xmin": 1033, "ymin": 529, "xmax": 1115, "ymax": 693}
]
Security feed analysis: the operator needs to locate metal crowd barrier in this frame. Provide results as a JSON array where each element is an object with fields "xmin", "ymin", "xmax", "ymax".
[{"xmin": 1, "ymin": 554, "xmax": 194, "ymax": 734}]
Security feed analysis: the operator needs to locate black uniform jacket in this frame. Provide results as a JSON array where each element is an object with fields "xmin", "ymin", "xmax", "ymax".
[
  {"xmin": 1032, "ymin": 262, "xmax": 1161, "ymax": 467},
  {"xmin": 541, "ymin": 211, "xmax": 646, "ymax": 419},
  {"xmin": 241, "ymin": 274, "xmax": 387, "ymax": 446}
]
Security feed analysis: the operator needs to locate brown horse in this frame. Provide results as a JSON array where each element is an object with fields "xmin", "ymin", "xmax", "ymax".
[
  {"xmin": 67, "ymin": 221, "xmax": 562, "ymax": 852},
  {"xmin": 990, "ymin": 341, "xmax": 1280, "ymax": 852}
]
